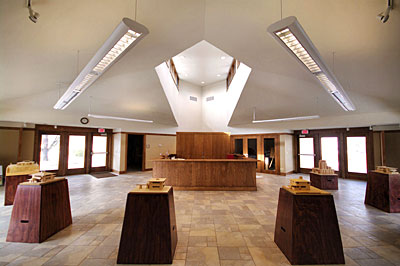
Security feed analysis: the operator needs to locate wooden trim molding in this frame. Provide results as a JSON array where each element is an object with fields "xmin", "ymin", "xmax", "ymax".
[{"xmin": 0, "ymin": 126, "xmax": 35, "ymax": 131}]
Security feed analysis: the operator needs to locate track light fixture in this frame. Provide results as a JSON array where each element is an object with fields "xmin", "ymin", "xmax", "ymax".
[
  {"xmin": 377, "ymin": 0, "xmax": 393, "ymax": 23},
  {"xmin": 27, "ymin": 0, "xmax": 39, "ymax": 23}
]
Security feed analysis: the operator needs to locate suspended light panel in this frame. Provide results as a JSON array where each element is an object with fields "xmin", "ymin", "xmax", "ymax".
[
  {"xmin": 267, "ymin": 16, "xmax": 355, "ymax": 111},
  {"xmin": 54, "ymin": 18, "xmax": 149, "ymax": 110},
  {"xmin": 88, "ymin": 114, "xmax": 153, "ymax": 123},
  {"xmin": 252, "ymin": 115, "xmax": 320, "ymax": 123}
]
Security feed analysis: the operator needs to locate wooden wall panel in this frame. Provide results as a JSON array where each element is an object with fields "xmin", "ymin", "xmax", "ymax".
[{"xmin": 176, "ymin": 132, "xmax": 230, "ymax": 159}]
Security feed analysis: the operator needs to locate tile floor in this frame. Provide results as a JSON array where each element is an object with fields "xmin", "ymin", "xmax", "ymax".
[{"xmin": 0, "ymin": 172, "xmax": 400, "ymax": 266}]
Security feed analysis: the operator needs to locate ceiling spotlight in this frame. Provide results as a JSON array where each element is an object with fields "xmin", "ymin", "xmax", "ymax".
[
  {"xmin": 201, "ymin": 81, "xmax": 205, "ymax": 84},
  {"xmin": 377, "ymin": 0, "xmax": 393, "ymax": 23},
  {"xmin": 217, "ymin": 74, "xmax": 221, "ymax": 77},
  {"xmin": 220, "ymin": 56, "xmax": 226, "ymax": 60},
  {"xmin": 27, "ymin": 0, "xmax": 39, "ymax": 23}
]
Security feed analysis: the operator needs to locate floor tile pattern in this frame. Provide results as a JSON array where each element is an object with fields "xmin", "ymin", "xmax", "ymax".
[{"xmin": 0, "ymin": 172, "xmax": 399, "ymax": 265}]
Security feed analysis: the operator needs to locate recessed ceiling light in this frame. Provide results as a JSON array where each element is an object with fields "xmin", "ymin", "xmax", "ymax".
[
  {"xmin": 217, "ymin": 74, "xmax": 221, "ymax": 77},
  {"xmin": 220, "ymin": 56, "xmax": 226, "ymax": 60},
  {"xmin": 201, "ymin": 81, "xmax": 205, "ymax": 84}
]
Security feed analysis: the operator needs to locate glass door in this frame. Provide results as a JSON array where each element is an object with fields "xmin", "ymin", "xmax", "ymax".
[
  {"xmin": 320, "ymin": 137, "xmax": 339, "ymax": 172},
  {"xmin": 91, "ymin": 135, "xmax": 108, "ymax": 172},
  {"xmin": 234, "ymin": 139, "xmax": 243, "ymax": 154},
  {"xmin": 247, "ymin": 138, "xmax": 257, "ymax": 159},
  {"xmin": 264, "ymin": 138, "xmax": 275, "ymax": 171},
  {"xmin": 67, "ymin": 135, "xmax": 87, "ymax": 175},
  {"xmin": 346, "ymin": 136, "xmax": 367, "ymax": 174},
  {"xmin": 39, "ymin": 134, "xmax": 61, "ymax": 172},
  {"xmin": 299, "ymin": 137, "xmax": 315, "ymax": 172}
]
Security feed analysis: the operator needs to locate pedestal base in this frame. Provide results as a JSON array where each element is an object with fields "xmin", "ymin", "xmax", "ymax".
[
  {"xmin": 117, "ymin": 186, "xmax": 177, "ymax": 264},
  {"xmin": 4, "ymin": 175, "xmax": 29, "ymax": 205},
  {"xmin": 365, "ymin": 171, "xmax": 400, "ymax": 213},
  {"xmin": 310, "ymin": 173, "xmax": 338, "ymax": 190},
  {"xmin": 274, "ymin": 188, "xmax": 344, "ymax": 265},
  {"xmin": 6, "ymin": 178, "xmax": 72, "ymax": 243}
]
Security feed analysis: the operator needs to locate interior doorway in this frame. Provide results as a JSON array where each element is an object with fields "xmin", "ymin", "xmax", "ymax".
[{"xmin": 127, "ymin": 134, "xmax": 144, "ymax": 171}]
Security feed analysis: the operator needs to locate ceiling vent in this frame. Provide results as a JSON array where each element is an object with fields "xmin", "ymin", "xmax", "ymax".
[
  {"xmin": 189, "ymin": 96, "xmax": 197, "ymax": 102},
  {"xmin": 206, "ymin": 96, "xmax": 215, "ymax": 102}
]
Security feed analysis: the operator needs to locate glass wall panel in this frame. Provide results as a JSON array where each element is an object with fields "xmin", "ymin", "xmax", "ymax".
[
  {"xmin": 299, "ymin": 137, "xmax": 314, "ymax": 169},
  {"xmin": 347, "ymin": 136, "xmax": 367, "ymax": 173},
  {"xmin": 40, "ymin": 134, "xmax": 60, "ymax": 171}
]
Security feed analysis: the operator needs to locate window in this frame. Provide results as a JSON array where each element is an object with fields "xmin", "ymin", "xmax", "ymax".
[
  {"xmin": 40, "ymin": 134, "xmax": 60, "ymax": 171},
  {"xmin": 299, "ymin": 137, "xmax": 314, "ymax": 169},
  {"xmin": 347, "ymin": 136, "xmax": 367, "ymax": 173}
]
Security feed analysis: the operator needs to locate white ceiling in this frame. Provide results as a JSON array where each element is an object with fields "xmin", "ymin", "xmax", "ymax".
[
  {"xmin": 0, "ymin": 0, "xmax": 399, "ymax": 132},
  {"xmin": 172, "ymin": 40, "xmax": 233, "ymax": 86}
]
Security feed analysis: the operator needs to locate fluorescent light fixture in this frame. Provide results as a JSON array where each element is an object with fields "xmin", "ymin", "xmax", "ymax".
[
  {"xmin": 88, "ymin": 114, "xmax": 153, "ymax": 123},
  {"xmin": 54, "ymin": 18, "xmax": 149, "ymax": 110},
  {"xmin": 252, "ymin": 115, "xmax": 320, "ymax": 123},
  {"xmin": 267, "ymin": 16, "xmax": 355, "ymax": 111}
]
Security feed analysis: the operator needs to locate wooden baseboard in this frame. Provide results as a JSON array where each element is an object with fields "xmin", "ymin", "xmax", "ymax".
[
  {"xmin": 278, "ymin": 171, "xmax": 295, "ymax": 176},
  {"xmin": 171, "ymin": 186, "xmax": 257, "ymax": 191},
  {"xmin": 143, "ymin": 168, "xmax": 152, "ymax": 171}
]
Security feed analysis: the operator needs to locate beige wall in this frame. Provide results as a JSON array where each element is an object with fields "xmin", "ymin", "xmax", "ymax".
[
  {"xmin": 145, "ymin": 135, "xmax": 176, "ymax": 169},
  {"xmin": 112, "ymin": 133, "xmax": 128, "ymax": 173},
  {"xmin": 384, "ymin": 131, "xmax": 400, "ymax": 169},
  {"xmin": 0, "ymin": 129, "xmax": 19, "ymax": 167},
  {"xmin": 112, "ymin": 133, "xmax": 122, "ymax": 172},
  {"xmin": 120, "ymin": 133, "xmax": 127, "ymax": 172},
  {"xmin": 373, "ymin": 132, "xmax": 382, "ymax": 167},
  {"xmin": 279, "ymin": 134, "xmax": 295, "ymax": 174},
  {"xmin": 21, "ymin": 130, "xmax": 34, "ymax": 161}
]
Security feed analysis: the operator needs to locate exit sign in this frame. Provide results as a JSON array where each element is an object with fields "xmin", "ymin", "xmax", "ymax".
[
  {"xmin": 301, "ymin": 129, "xmax": 309, "ymax": 134},
  {"xmin": 98, "ymin": 128, "xmax": 105, "ymax": 133}
]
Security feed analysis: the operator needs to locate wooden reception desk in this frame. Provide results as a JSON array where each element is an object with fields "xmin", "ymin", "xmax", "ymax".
[{"xmin": 152, "ymin": 159, "xmax": 257, "ymax": 191}]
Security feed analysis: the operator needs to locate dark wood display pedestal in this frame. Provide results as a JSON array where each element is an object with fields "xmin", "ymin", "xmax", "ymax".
[
  {"xmin": 365, "ymin": 171, "xmax": 400, "ymax": 213},
  {"xmin": 274, "ymin": 187, "xmax": 345, "ymax": 265},
  {"xmin": 4, "ymin": 174, "xmax": 30, "ymax": 206},
  {"xmin": 117, "ymin": 186, "xmax": 177, "ymax": 264},
  {"xmin": 7, "ymin": 178, "xmax": 72, "ymax": 243},
  {"xmin": 310, "ymin": 173, "xmax": 338, "ymax": 190}
]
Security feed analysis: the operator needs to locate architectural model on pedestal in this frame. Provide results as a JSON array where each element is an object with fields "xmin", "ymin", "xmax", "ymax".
[
  {"xmin": 6, "ymin": 161, "xmax": 39, "ymax": 176},
  {"xmin": 28, "ymin": 172, "xmax": 56, "ymax": 183},
  {"xmin": 288, "ymin": 176, "xmax": 310, "ymax": 191},
  {"xmin": 312, "ymin": 160, "xmax": 335, "ymax": 175},
  {"xmin": 276, "ymin": 177, "xmax": 345, "ymax": 264},
  {"xmin": 375, "ymin": 166, "xmax": 399, "ymax": 174},
  {"xmin": 4, "ymin": 161, "xmax": 41, "ymax": 206},
  {"xmin": 137, "ymin": 177, "xmax": 167, "ymax": 190}
]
